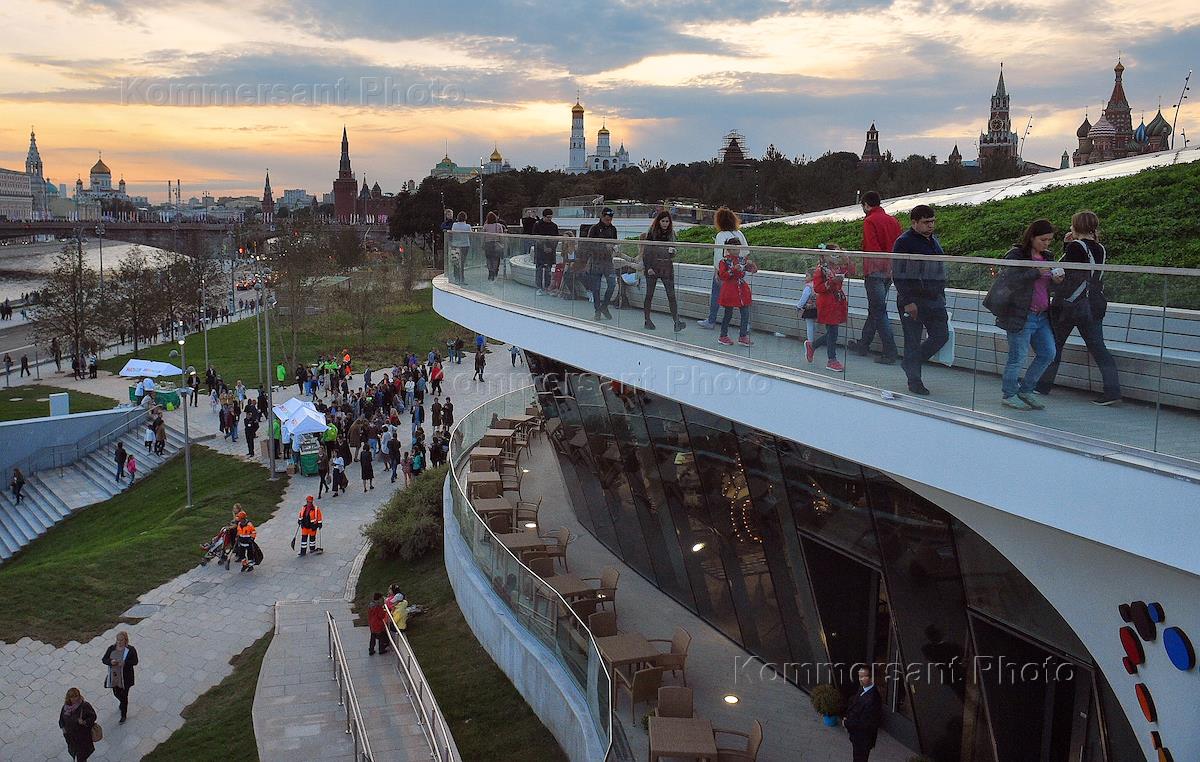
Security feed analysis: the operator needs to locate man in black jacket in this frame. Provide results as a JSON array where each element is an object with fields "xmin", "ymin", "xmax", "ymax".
[
  {"xmin": 892, "ymin": 205, "xmax": 948, "ymax": 395},
  {"xmin": 585, "ymin": 208, "xmax": 618, "ymax": 320},
  {"xmin": 532, "ymin": 208, "xmax": 560, "ymax": 293},
  {"xmin": 843, "ymin": 666, "xmax": 883, "ymax": 762}
]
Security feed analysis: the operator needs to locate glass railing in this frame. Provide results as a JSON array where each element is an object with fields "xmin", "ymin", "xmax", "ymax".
[
  {"xmin": 442, "ymin": 231, "xmax": 1200, "ymax": 464},
  {"xmin": 447, "ymin": 386, "xmax": 620, "ymax": 760}
]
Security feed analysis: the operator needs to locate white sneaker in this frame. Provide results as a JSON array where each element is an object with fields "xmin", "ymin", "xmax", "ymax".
[{"xmin": 535, "ymin": 289, "xmax": 544, "ymax": 296}]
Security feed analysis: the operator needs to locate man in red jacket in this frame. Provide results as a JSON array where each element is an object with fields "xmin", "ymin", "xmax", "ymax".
[{"xmin": 848, "ymin": 191, "xmax": 902, "ymax": 363}]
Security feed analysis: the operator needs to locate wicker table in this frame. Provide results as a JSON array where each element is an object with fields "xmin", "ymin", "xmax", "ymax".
[
  {"xmin": 465, "ymin": 470, "xmax": 502, "ymax": 498},
  {"xmin": 647, "ymin": 716, "xmax": 716, "ymax": 762},
  {"xmin": 470, "ymin": 447, "xmax": 503, "ymax": 471},
  {"xmin": 596, "ymin": 631, "xmax": 658, "ymax": 670}
]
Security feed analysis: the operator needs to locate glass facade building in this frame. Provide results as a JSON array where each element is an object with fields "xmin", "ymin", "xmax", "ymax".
[{"xmin": 525, "ymin": 351, "xmax": 1142, "ymax": 762}]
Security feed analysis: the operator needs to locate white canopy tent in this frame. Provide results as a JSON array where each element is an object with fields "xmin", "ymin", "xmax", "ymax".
[
  {"xmin": 285, "ymin": 408, "xmax": 328, "ymax": 437},
  {"xmin": 119, "ymin": 359, "xmax": 184, "ymax": 378},
  {"xmin": 272, "ymin": 397, "xmax": 315, "ymax": 421}
]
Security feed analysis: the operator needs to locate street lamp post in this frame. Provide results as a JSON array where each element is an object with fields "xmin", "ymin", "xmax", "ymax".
[
  {"xmin": 263, "ymin": 273, "xmax": 276, "ymax": 480},
  {"xmin": 169, "ymin": 340, "xmax": 194, "ymax": 509},
  {"xmin": 96, "ymin": 223, "xmax": 105, "ymax": 292},
  {"xmin": 200, "ymin": 274, "xmax": 209, "ymax": 371}
]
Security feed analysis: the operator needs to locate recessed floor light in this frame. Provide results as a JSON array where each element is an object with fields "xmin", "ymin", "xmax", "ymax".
[
  {"xmin": 723, "ymin": 694, "xmax": 739, "ymax": 705},
  {"xmin": 691, "ymin": 542, "xmax": 706, "ymax": 552}
]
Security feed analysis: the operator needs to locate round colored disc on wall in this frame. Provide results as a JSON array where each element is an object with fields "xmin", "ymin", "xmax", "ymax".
[
  {"xmin": 1162, "ymin": 627, "xmax": 1195, "ymax": 671},
  {"xmin": 1130, "ymin": 601, "xmax": 1156, "ymax": 641},
  {"xmin": 1135, "ymin": 683, "xmax": 1157, "ymax": 723},
  {"xmin": 1122, "ymin": 656, "xmax": 1137, "ymax": 674},
  {"xmin": 1119, "ymin": 603, "xmax": 1132, "ymax": 622},
  {"xmin": 1148, "ymin": 602, "xmax": 1165, "ymax": 623},
  {"xmin": 1121, "ymin": 626, "xmax": 1145, "ymax": 664}
]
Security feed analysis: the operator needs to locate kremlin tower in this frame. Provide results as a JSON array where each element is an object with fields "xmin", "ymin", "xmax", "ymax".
[
  {"xmin": 332, "ymin": 126, "xmax": 358, "ymax": 223},
  {"xmin": 261, "ymin": 170, "xmax": 274, "ymax": 223}
]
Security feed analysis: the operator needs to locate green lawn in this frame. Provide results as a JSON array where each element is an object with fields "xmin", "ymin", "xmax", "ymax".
[
  {"xmin": 143, "ymin": 630, "xmax": 273, "ymax": 762},
  {"xmin": 353, "ymin": 548, "xmax": 568, "ymax": 762},
  {"xmin": 0, "ymin": 384, "xmax": 116, "ymax": 422},
  {"xmin": 0, "ymin": 447, "xmax": 287, "ymax": 646},
  {"xmin": 99, "ymin": 288, "xmax": 473, "ymax": 388}
]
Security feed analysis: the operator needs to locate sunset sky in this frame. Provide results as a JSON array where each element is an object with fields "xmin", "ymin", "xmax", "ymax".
[{"xmin": 1, "ymin": 0, "xmax": 1196, "ymax": 202}]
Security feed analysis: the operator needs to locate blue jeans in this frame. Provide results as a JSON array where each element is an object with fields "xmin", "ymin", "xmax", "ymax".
[
  {"xmin": 812, "ymin": 323, "xmax": 840, "ymax": 360},
  {"xmin": 589, "ymin": 272, "xmax": 616, "ymax": 312},
  {"xmin": 859, "ymin": 275, "xmax": 897, "ymax": 356},
  {"xmin": 1002, "ymin": 311, "xmax": 1056, "ymax": 397},
  {"xmin": 720, "ymin": 306, "xmax": 750, "ymax": 338},
  {"xmin": 705, "ymin": 276, "xmax": 721, "ymax": 323}
]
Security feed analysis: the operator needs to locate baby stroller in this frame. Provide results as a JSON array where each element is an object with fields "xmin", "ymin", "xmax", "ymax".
[{"xmin": 200, "ymin": 524, "xmax": 237, "ymax": 569}]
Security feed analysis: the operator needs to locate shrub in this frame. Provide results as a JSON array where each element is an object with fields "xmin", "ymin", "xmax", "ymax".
[
  {"xmin": 363, "ymin": 465, "xmax": 449, "ymax": 560},
  {"xmin": 809, "ymin": 683, "xmax": 845, "ymax": 716}
]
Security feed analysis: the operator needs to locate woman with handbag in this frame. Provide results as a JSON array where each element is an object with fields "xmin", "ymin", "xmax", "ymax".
[
  {"xmin": 641, "ymin": 211, "xmax": 686, "ymax": 332},
  {"xmin": 985, "ymin": 219, "xmax": 1065, "ymax": 410},
  {"xmin": 1034, "ymin": 210, "xmax": 1121, "ymax": 405},
  {"xmin": 482, "ymin": 212, "xmax": 505, "ymax": 281},
  {"xmin": 101, "ymin": 630, "xmax": 138, "ymax": 723},
  {"xmin": 58, "ymin": 687, "xmax": 99, "ymax": 761}
]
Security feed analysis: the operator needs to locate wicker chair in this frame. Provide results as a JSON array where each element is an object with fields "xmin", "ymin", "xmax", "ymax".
[
  {"xmin": 653, "ymin": 686, "xmax": 693, "ymax": 719},
  {"xmin": 500, "ymin": 469, "xmax": 523, "ymax": 499},
  {"xmin": 581, "ymin": 566, "xmax": 620, "ymax": 614},
  {"xmin": 712, "ymin": 720, "xmax": 763, "ymax": 762},
  {"xmin": 614, "ymin": 665, "xmax": 664, "ymax": 721},
  {"xmin": 486, "ymin": 512, "xmax": 512, "ymax": 534},
  {"xmin": 649, "ymin": 627, "xmax": 692, "ymax": 686},
  {"xmin": 513, "ymin": 497, "xmax": 541, "ymax": 529},
  {"xmin": 539, "ymin": 527, "xmax": 572, "ymax": 572},
  {"xmin": 587, "ymin": 610, "xmax": 617, "ymax": 637},
  {"xmin": 527, "ymin": 556, "xmax": 556, "ymax": 578}
]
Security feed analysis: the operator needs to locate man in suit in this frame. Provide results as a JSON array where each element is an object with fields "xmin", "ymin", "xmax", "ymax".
[{"xmin": 843, "ymin": 666, "xmax": 883, "ymax": 761}]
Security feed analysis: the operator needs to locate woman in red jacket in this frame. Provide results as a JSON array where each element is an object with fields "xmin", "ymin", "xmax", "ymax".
[
  {"xmin": 716, "ymin": 245, "xmax": 758, "ymax": 346},
  {"xmin": 806, "ymin": 247, "xmax": 852, "ymax": 371}
]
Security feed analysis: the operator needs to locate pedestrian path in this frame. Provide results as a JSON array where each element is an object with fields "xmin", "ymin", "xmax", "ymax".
[
  {"xmin": 0, "ymin": 344, "xmax": 530, "ymax": 761},
  {"xmin": 0, "ymin": 421, "xmax": 191, "ymax": 561}
]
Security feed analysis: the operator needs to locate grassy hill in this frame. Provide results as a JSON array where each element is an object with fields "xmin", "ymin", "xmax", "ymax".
[{"xmin": 675, "ymin": 160, "xmax": 1200, "ymax": 307}]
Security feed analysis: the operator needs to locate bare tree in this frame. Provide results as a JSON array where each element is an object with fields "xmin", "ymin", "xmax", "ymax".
[
  {"xmin": 268, "ymin": 218, "xmax": 328, "ymax": 365},
  {"xmin": 344, "ymin": 268, "xmax": 395, "ymax": 353},
  {"xmin": 32, "ymin": 243, "xmax": 111, "ymax": 362}
]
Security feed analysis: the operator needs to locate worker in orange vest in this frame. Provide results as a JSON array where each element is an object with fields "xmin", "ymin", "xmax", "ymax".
[
  {"xmin": 235, "ymin": 511, "xmax": 258, "ymax": 572},
  {"xmin": 297, "ymin": 496, "xmax": 323, "ymax": 556}
]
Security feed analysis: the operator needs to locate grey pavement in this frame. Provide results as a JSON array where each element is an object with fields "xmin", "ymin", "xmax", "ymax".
[
  {"xmin": 500, "ymin": 438, "xmax": 914, "ymax": 762},
  {"xmin": 0, "ymin": 343, "xmax": 532, "ymax": 761}
]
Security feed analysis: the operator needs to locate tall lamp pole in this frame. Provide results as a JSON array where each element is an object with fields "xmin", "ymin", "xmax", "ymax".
[
  {"xmin": 261, "ymin": 259, "xmax": 276, "ymax": 480},
  {"xmin": 169, "ymin": 341, "xmax": 194, "ymax": 509},
  {"xmin": 1171, "ymin": 70, "xmax": 1192, "ymax": 150}
]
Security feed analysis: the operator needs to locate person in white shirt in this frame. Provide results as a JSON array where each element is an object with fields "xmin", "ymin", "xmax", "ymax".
[{"xmin": 450, "ymin": 212, "xmax": 473, "ymax": 281}]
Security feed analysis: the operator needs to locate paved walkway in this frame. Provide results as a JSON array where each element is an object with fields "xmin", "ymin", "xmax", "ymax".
[{"xmin": 0, "ymin": 347, "xmax": 531, "ymax": 761}]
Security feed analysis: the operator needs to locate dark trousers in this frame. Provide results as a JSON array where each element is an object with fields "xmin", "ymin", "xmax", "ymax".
[
  {"xmin": 246, "ymin": 437, "xmax": 255, "ymax": 456},
  {"xmin": 852, "ymin": 740, "xmax": 872, "ymax": 762},
  {"xmin": 643, "ymin": 271, "xmax": 680, "ymax": 323},
  {"xmin": 115, "ymin": 462, "xmax": 124, "ymax": 481},
  {"xmin": 899, "ymin": 301, "xmax": 949, "ymax": 383},
  {"xmin": 859, "ymin": 275, "xmax": 897, "ymax": 356},
  {"xmin": 535, "ymin": 261, "xmax": 552, "ymax": 289},
  {"xmin": 589, "ymin": 272, "xmax": 616, "ymax": 312},
  {"xmin": 1036, "ymin": 314, "xmax": 1121, "ymax": 397},
  {"xmin": 112, "ymin": 685, "xmax": 129, "ymax": 719},
  {"xmin": 318, "ymin": 471, "xmax": 328, "ymax": 497},
  {"xmin": 368, "ymin": 631, "xmax": 389, "ymax": 654}
]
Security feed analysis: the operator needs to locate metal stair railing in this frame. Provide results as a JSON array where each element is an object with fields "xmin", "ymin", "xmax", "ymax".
[{"xmin": 326, "ymin": 611, "xmax": 376, "ymax": 762}]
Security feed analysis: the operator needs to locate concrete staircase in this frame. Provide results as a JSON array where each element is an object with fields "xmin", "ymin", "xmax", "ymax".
[{"xmin": 0, "ymin": 423, "xmax": 189, "ymax": 562}]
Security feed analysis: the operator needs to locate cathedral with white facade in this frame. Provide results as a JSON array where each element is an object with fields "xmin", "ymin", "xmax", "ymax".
[{"xmin": 566, "ymin": 99, "xmax": 631, "ymax": 174}]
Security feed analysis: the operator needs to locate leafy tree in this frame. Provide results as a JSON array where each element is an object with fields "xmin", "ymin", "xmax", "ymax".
[
  {"xmin": 110, "ymin": 245, "xmax": 163, "ymax": 353},
  {"xmin": 332, "ymin": 228, "xmax": 364, "ymax": 269},
  {"xmin": 32, "ymin": 243, "xmax": 110, "ymax": 361}
]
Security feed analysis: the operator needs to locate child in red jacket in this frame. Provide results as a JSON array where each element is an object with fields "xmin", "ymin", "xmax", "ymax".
[
  {"xmin": 807, "ymin": 246, "xmax": 853, "ymax": 371},
  {"xmin": 367, "ymin": 593, "xmax": 390, "ymax": 655},
  {"xmin": 716, "ymin": 245, "xmax": 758, "ymax": 346}
]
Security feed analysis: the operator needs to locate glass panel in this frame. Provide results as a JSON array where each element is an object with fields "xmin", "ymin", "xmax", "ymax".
[
  {"xmin": 800, "ymin": 537, "xmax": 875, "ymax": 691},
  {"xmin": 868, "ymin": 476, "xmax": 970, "ymax": 760},
  {"xmin": 446, "ymin": 231, "xmax": 1200, "ymax": 465},
  {"xmin": 779, "ymin": 443, "xmax": 879, "ymax": 564},
  {"xmin": 952, "ymin": 519, "xmax": 1090, "ymax": 662}
]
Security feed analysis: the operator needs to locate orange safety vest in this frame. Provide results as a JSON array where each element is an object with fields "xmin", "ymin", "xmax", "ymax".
[
  {"xmin": 237, "ymin": 522, "xmax": 256, "ymax": 542},
  {"xmin": 298, "ymin": 505, "xmax": 323, "ymax": 537}
]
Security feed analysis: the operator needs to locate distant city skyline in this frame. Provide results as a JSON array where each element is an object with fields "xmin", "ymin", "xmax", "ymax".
[{"xmin": 1, "ymin": 0, "xmax": 1195, "ymax": 201}]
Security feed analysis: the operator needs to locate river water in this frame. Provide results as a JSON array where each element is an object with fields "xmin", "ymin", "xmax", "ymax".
[{"xmin": 0, "ymin": 239, "xmax": 169, "ymax": 306}]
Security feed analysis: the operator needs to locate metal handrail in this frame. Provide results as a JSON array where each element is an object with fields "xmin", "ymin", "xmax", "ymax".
[
  {"xmin": 8, "ymin": 406, "xmax": 147, "ymax": 479},
  {"xmin": 326, "ymin": 611, "xmax": 376, "ymax": 762},
  {"xmin": 448, "ymin": 385, "xmax": 617, "ymax": 759},
  {"xmin": 382, "ymin": 615, "xmax": 462, "ymax": 762}
]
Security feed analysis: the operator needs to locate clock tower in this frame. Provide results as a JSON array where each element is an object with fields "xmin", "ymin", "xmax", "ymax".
[{"xmin": 978, "ymin": 64, "xmax": 1019, "ymax": 176}]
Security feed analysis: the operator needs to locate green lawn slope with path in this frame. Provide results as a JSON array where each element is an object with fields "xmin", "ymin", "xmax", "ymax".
[
  {"xmin": 0, "ymin": 384, "xmax": 116, "ymax": 422},
  {"xmin": 675, "ymin": 160, "xmax": 1200, "ymax": 307},
  {"xmin": 142, "ymin": 630, "xmax": 273, "ymax": 762},
  {"xmin": 0, "ymin": 447, "xmax": 287, "ymax": 646},
  {"xmin": 99, "ymin": 288, "xmax": 473, "ymax": 387}
]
